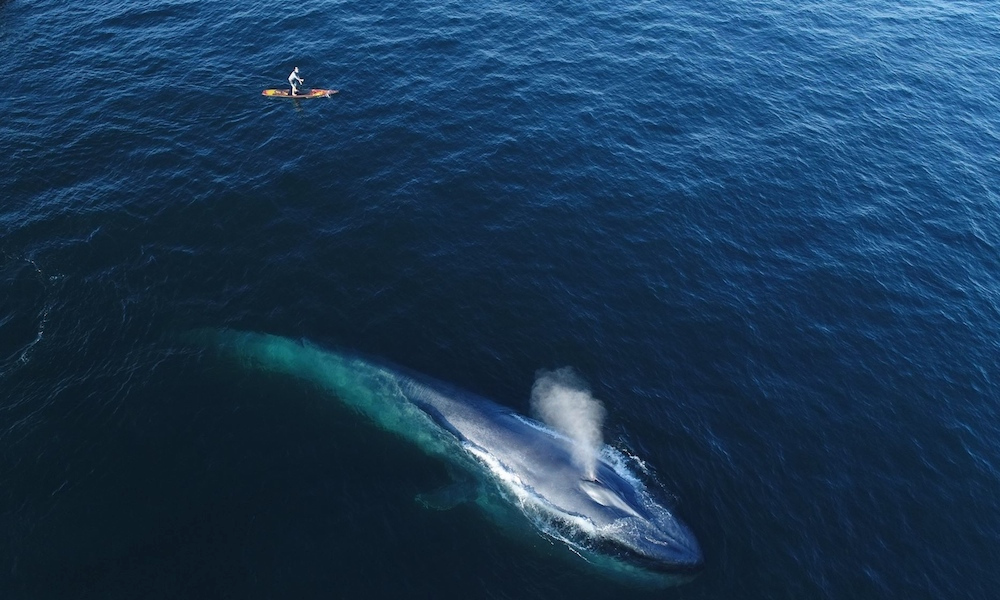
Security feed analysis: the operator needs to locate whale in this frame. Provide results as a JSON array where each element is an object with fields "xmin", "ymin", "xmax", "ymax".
[{"xmin": 188, "ymin": 329, "xmax": 703, "ymax": 584}]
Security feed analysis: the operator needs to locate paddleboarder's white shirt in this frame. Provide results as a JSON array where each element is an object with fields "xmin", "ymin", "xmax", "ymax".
[{"xmin": 288, "ymin": 70, "xmax": 303, "ymax": 85}]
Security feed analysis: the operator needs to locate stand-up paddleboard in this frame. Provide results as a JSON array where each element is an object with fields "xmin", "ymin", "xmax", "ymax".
[{"xmin": 262, "ymin": 88, "xmax": 338, "ymax": 99}]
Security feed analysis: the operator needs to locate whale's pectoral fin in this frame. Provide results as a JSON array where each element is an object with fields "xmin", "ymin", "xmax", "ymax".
[{"xmin": 416, "ymin": 482, "xmax": 478, "ymax": 511}]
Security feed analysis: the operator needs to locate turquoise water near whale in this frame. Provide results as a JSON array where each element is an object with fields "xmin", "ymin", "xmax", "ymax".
[{"xmin": 2, "ymin": 0, "xmax": 999, "ymax": 598}]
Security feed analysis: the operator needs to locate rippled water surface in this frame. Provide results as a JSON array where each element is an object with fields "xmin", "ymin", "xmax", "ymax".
[{"xmin": 2, "ymin": 0, "xmax": 999, "ymax": 598}]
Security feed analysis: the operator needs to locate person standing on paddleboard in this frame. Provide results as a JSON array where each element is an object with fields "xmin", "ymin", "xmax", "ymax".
[{"xmin": 288, "ymin": 67, "xmax": 304, "ymax": 96}]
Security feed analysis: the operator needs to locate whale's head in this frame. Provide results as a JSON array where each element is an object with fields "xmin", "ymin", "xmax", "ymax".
[
  {"xmin": 572, "ymin": 469, "xmax": 703, "ymax": 576},
  {"xmin": 470, "ymin": 416, "xmax": 703, "ymax": 580}
]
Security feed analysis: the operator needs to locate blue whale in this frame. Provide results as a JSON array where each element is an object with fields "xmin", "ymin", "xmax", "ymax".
[{"xmin": 190, "ymin": 329, "xmax": 703, "ymax": 584}]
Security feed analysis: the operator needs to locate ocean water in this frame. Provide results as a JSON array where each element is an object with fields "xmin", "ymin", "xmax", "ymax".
[{"xmin": 2, "ymin": 0, "xmax": 999, "ymax": 597}]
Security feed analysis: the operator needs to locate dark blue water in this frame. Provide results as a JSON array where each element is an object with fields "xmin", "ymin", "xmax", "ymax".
[{"xmin": 2, "ymin": 0, "xmax": 999, "ymax": 597}]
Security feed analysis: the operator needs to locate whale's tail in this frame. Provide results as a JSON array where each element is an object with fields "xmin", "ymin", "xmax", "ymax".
[{"xmin": 183, "ymin": 328, "xmax": 465, "ymax": 460}]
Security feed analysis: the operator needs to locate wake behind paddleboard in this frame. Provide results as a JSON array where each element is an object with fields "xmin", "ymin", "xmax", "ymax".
[{"xmin": 262, "ymin": 89, "xmax": 337, "ymax": 99}]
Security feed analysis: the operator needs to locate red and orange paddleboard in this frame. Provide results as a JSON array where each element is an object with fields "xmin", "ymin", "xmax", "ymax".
[{"xmin": 262, "ymin": 88, "xmax": 338, "ymax": 99}]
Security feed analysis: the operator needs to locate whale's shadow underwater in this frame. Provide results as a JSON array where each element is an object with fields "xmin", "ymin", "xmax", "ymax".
[{"xmin": 188, "ymin": 329, "xmax": 703, "ymax": 586}]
